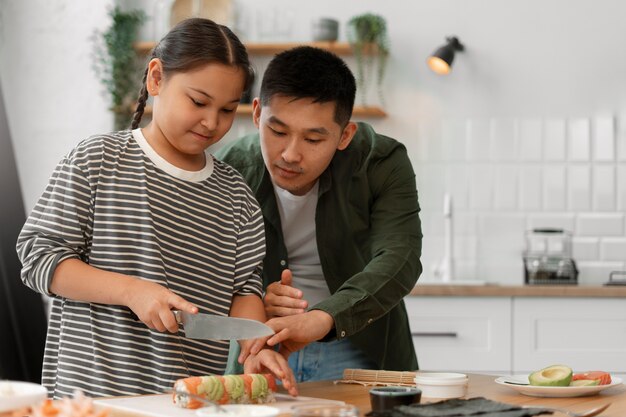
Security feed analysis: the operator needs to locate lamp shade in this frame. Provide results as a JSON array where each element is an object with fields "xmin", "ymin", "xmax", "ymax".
[{"xmin": 427, "ymin": 36, "xmax": 464, "ymax": 75}]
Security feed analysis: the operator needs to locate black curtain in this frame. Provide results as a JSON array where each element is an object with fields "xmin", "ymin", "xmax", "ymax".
[{"xmin": 0, "ymin": 81, "xmax": 48, "ymax": 382}]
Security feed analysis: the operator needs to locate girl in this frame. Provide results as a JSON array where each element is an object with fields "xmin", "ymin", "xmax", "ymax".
[{"xmin": 16, "ymin": 18, "xmax": 296, "ymax": 399}]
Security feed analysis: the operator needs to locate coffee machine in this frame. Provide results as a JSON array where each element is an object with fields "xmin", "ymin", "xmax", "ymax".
[{"xmin": 523, "ymin": 228, "xmax": 578, "ymax": 285}]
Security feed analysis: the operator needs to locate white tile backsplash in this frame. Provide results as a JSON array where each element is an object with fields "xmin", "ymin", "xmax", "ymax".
[
  {"xmin": 491, "ymin": 118, "xmax": 517, "ymax": 161},
  {"xmin": 594, "ymin": 116, "xmax": 615, "ymax": 161},
  {"xmin": 600, "ymin": 238, "xmax": 626, "ymax": 261},
  {"xmin": 421, "ymin": 115, "xmax": 626, "ymax": 284},
  {"xmin": 572, "ymin": 237, "xmax": 600, "ymax": 261},
  {"xmin": 544, "ymin": 118, "xmax": 566, "ymax": 161},
  {"xmin": 454, "ymin": 260, "xmax": 478, "ymax": 281},
  {"xmin": 519, "ymin": 166, "xmax": 542, "ymax": 210},
  {"xmin": 442, "ymin": 119, "xmax": 467, "ymax": 162},
  {"xmin": 469, "ymin": 164, "xmax": 494, "ymax": 209},
  {"xmin": 415, "ymin": 163, "xmax": 446, "ymax": 211},
  {"xmin": 494, "ymin": 165, "xmax": 518, "ymax": 210},
  {"xmin": 454, "ymin": 212, "xmax": 478, "ymax": 236},
  {"xmin": 569, "ymin": 118, "xmax": 590, "ymax": 161},
  {"xmin": 568, "ymin": 165, "xmax": 591, "ymax": 211},
  {"xmin": 445, "ymin": 164, "xmax": 469, "ymax": 210},
  {"xmin": 480, "ymin": 214, "xmax": 526, "ymax": 237},
  {"xmin": 577, "ymin": 261, "xmax": 624, "ymax": 285},
  {"xmin": 454, "ymin": 237, "xmax": 478, "ymax": 260},
  {"xmin": 519, "ymin": 118, "xmax": 542, "ymax": 161},
  {"xmin": 618, "ymin": 165, "xmax": 626, "ymax": 210},
  {"xmin": 577, "ymin": 213, "xmax": 625, "ymax": 237},
  {"xmin": 543, "ymin": 165, "xmax": 566, "ymax": 210},
  {"xmin": 592, "ymin": 165, "xmax": 616, "ymax": 211},
  {"xmin": 527, "ymin": 214, "xmax": 576, "ymax": 233},
  {"xmin": 467, "ymin": 119, "xmax": 491, "ymax": 162},
  {"xmin": 618, "ymin": 115, "xmax": 626, "ymax": 162}
]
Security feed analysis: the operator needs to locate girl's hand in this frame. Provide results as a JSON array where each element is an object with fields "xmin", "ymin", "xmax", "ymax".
[
  {"xmin": 238, "ymin": 336, "xmax": 271, "ymax": 364},
  {"xmin": 243, "ymin": 349, "xmax": 298, "ymax": 397},
  {"xmin": 126, "ymin": 279, "xmax": 197, "ymax": 333}
]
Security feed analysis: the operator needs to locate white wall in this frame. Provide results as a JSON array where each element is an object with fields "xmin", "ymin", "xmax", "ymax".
[
  {"xmin": 2, "ymin": 0, "xmax": 625, "ymax": 285},
  {"xmin": 0, "ymin": 0, "xmax": 114, "ymax": 213}
]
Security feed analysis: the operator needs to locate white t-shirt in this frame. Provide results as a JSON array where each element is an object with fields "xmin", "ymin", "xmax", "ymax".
[{"xmin": 274, "ymin": 182, "xmax": 331, "ymax": 307}]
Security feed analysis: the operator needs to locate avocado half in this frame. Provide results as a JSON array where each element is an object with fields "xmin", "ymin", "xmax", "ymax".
[{"xmin": 528, "ymin": 365, "xmax": 573, "ymax": 386}]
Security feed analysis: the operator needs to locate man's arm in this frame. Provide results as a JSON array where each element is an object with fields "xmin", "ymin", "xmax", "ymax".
[
  {"xmin": 311, "ymin": 144, "xmax": 422, "ymax": 339},
  {"xmin": 257, "ymin": 144, "xmax": 422, "ymax": 350}
]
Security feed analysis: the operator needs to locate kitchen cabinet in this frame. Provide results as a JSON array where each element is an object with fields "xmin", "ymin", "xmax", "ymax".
[
  {"xmin": 404, "ymin": 297, "xmax": 512, "ymax": 373},
  {"xmin": 133, "ymin": 41, "xmax": 387, "ymax": 118},
  {"xmin": 513, "ymin": 298, "xmax": 626, "ymax": 373},
  {"xmin": 406, "ymin": 286, "xmax": 626, "ymax": 374}
]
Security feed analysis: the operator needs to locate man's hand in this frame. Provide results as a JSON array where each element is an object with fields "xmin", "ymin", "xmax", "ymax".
[
  {"xmin": 265, "ymin": 310, "xmax": 335, "ymax": 358},
  {"xmin": 243, "ymin": 349, "xmax": 299, "ymax": 396},
  {"xmin": 264, "ymin": 269, "xmax": 308, "ymax": 318},
  {"xmin": 126, "ymin": 279, "xmax": 197, "ymax": 333}
]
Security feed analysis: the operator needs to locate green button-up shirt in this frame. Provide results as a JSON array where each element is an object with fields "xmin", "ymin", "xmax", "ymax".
[{"xmin": 215, "ymin": 122, "xmax": 422, "ymax": 371}]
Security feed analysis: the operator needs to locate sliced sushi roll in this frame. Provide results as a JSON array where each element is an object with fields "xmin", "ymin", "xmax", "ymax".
[{"xmin": 173, "ymin": 374, "xmax": 277, "ymax": 409}]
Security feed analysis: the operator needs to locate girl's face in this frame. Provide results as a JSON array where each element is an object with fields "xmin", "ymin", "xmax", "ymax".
[{"xmin": 145, "ymin": 60, "xmax": 246, "ymax": 169}]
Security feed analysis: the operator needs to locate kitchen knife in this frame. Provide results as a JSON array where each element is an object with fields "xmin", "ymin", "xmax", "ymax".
[{"xmin": 173, "ymin": 310, "xmax": 274, "ymax": 340}]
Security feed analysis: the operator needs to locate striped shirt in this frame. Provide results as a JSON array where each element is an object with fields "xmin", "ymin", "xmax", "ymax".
[{"xmin": 16, "ymin": 129, "xmax": 265, "ymax": 399}]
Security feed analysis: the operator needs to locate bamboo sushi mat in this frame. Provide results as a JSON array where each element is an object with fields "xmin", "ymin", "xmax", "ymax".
[{"xmin": 336, "ymin": 369, "xmax": 417, "ymax": 387}]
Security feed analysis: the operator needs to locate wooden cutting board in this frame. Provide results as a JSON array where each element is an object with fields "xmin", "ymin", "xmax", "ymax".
[{"xmin": 94, "ymin": 393, "xmax": 344, "ymax": 417}]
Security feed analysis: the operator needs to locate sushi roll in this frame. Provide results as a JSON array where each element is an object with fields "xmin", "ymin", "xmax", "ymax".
[{"xmin": 173, "ymin": 374, "xmax": 277, "ymax": 409}]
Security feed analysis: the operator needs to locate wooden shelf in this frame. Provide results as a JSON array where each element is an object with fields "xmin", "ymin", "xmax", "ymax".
[
  {"xmin": 140, "ymin": 104, "xmax": 387, "ymax": 119},
  {"xmin": 140, "ymin": 104, "xmax": 386, "ymax": 118},
  {"xmin": 134, "ymin": 41, "xmax": 378, "ymax": 56},
  {"xmin": 133, "ymin": 40, "xmax": 387, "ymax": 119}
]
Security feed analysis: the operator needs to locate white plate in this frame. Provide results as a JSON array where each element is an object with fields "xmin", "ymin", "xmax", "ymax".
[
  {"xmin": 0, "ymin": 381, "xmax": 48, "ymax": 412},
  {"xmin": 495, "ymin": 375, "xmax": 623, "ymax": 398}
]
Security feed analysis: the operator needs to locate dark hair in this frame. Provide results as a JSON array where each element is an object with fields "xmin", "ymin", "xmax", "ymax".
[
  {"xmin": 131, "ymin": 18, "xmax": 254, "ymax": 129},
  {"xmin": 260, "ymin": 46, "xmax": 356, "ymax": 127}
]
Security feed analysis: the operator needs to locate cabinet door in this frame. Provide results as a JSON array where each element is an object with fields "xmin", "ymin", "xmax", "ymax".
[
  {"xmin": 513, "ymin": 298, "xmax": 626, "ymax": 373},
  {"xmin": 405, "ymin": 297, "xmax": 512, "ymax": 373}
]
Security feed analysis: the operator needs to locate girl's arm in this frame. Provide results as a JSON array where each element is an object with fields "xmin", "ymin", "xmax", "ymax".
[
  {"xmin": 230, "ymin": 293, "xmax": 267, "ymax": 363},
  {"xmin": 51, "ymin": 258, "xmax": 197, "ymax": 333},
  {"xmin": 230, "ymin": 293, "xmax": 267, "ymax": 321},
  {"xmin": 230, "ymin": 294, "xmax": 298, "ymax": 396}
]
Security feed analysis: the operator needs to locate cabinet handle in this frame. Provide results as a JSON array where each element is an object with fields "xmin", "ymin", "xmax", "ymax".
[{"xmin": 411, "ymin": 331, "xmax": 458, "ymax": 338}]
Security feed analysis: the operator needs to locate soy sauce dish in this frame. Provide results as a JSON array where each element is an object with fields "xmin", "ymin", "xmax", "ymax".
[{"xmin": 369, "ymin": 386, "xmax": 422, "ymax": 412}]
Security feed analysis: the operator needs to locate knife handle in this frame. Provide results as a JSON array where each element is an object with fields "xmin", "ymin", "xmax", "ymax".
[
  {"xmin": 127, "ymin": 309, "xmax": 183, "ymax": 325},
  {"xmin": 172, "ymin": 310, "xmax": 183, "ymax": 324}
]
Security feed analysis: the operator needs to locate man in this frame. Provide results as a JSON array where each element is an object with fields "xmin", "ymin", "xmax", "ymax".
[{"xmin": 216, "ymin": 46, "xmax": 422, "ymax": 382}]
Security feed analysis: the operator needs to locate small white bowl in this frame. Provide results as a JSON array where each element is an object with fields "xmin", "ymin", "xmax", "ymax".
[
  {"xmin": 0, "ymin": 381, "xmax": 48, "ymax": 413},
  {"xmin": 414, "ymin": 372, "xmax": 468, "ymax": 399},
  {"xmin": 196, "ymin": 405, "xmax": 280, "ymax": 417}
]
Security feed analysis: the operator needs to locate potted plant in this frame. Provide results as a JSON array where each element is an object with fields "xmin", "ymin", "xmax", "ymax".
[
  {"xmin": 92, "ymin": 7, "xmax": 145, "ymax": 130},
  {"xmin": 346, "ymin": 13, "xmax": 389, "ymax": 106}
]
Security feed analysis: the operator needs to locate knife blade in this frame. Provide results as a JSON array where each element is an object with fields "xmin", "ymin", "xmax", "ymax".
[{"xmin": 173, "ymin": 310, "xmax": 274, "ymax": 340}]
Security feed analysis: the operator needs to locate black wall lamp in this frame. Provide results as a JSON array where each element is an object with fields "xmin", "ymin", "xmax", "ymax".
[{"xmin": 427, "ymin": 36, "xmax": 464, "ymax": 75}]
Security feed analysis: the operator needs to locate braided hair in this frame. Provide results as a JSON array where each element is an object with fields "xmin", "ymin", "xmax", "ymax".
[{"xmin": 131, "ymin": 18, "xmax": 253, "ymax": 129}]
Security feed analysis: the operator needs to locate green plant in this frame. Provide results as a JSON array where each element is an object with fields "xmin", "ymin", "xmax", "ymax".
[
  {"xmin": 346, "ymin": 13, "xmax": 390, "ymax": 106},
  {"xmin": 92, "ymin": 7, "xmax": 145, "ymax": 130}
]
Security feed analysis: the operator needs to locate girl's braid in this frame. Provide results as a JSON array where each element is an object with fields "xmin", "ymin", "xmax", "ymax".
[{"xmin": 131, "ymin": 66, "xmax": 150, "ymax": 130}]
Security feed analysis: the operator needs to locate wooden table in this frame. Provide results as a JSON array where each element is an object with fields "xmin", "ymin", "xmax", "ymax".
[
  {"xmin": 11, "ymin": 374, "xmax": 622, "ymax": 417},
  {"xmin": 297, "ymin": 374, "xmax": 626, "ymax": 417}
]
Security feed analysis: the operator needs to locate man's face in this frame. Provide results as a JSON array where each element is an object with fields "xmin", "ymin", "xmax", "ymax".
[{"xmin": 253, "ymin": 95, "xmax": 356, "ymax": 196}]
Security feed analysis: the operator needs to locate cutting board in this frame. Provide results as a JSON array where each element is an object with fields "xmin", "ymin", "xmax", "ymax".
[{"xmin": 94, "ymin": 393, "xmax": 345, "ymax": 417}]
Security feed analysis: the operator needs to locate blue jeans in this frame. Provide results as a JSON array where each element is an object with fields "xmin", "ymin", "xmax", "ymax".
[{"xmin": 288, "ymin": 338, "xmax": 377, "ymax": 382}]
